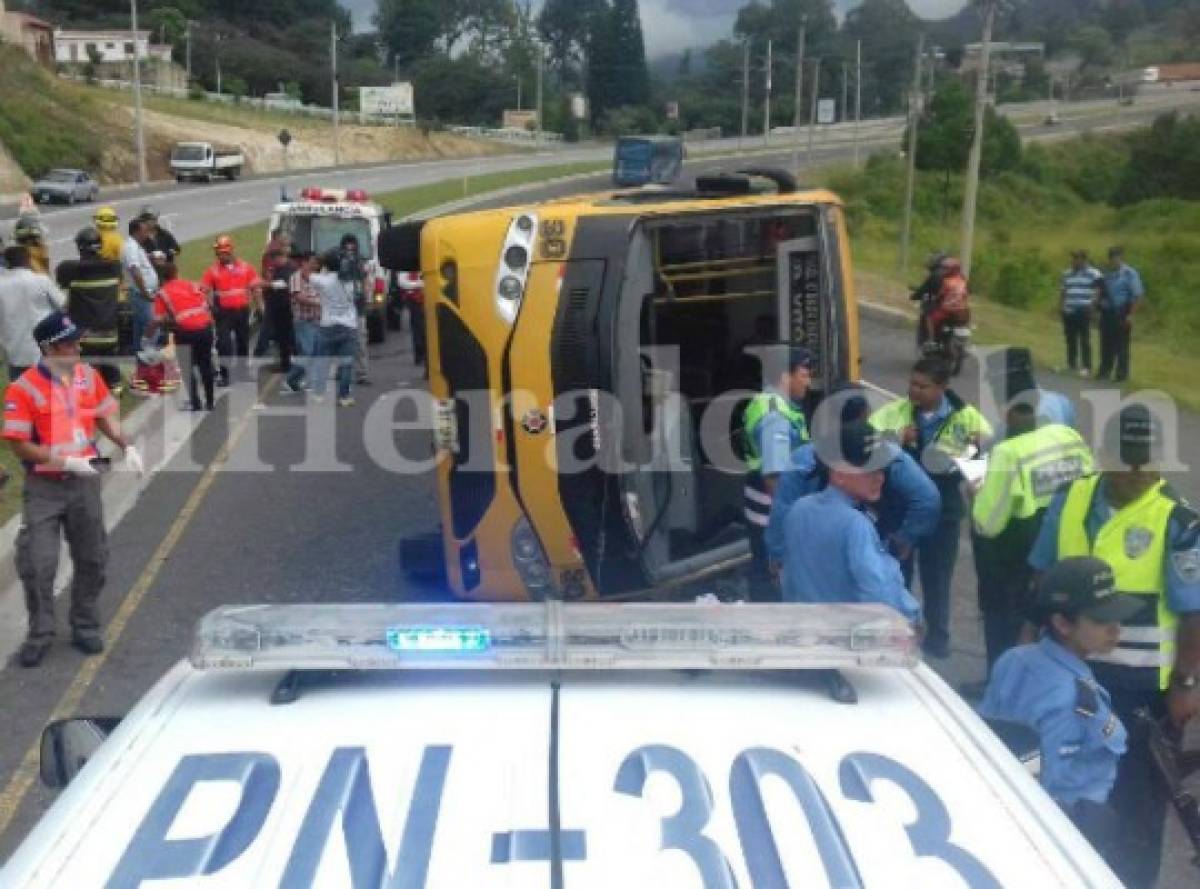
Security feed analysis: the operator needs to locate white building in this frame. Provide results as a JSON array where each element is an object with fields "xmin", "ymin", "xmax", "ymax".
[{"xmin": 53, "ymin": 29, "xmax": 171, "ymax": 65}]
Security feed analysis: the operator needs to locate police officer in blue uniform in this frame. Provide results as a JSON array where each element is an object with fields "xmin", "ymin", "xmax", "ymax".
[
  {"xmin": 741, "ymin": 346, "xmax": 813, "ymax": 601},
  {"xmin": 781, "ymin": 420, "xmax": 922, "ymax": 624},
  {"xmin": 765, "ymin": 386, "xmax": 940, "ymax": 573},
  {"xmin": 980, "ymin": 556, "xmax": 1141, "ymax": 870}
]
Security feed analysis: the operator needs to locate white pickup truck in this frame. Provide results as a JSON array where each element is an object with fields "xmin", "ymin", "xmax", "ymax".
[{"xmin": 170, "ymin": 141, "xmax": 245, "ymax": 183}]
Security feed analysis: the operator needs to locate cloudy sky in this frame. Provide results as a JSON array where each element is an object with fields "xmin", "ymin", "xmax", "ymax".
[{"xmin": 341, "ymin": 0, "xmax": 971, "ymax": 57}]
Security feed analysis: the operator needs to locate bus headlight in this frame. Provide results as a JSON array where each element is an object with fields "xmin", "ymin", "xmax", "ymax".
[
  {"xmin": 511, "ymin": 516, "xmax": 554, "ymax": 599},
  {"xmin": 498, "ymin": 276, "xmax": 524, "ymax": 301},
  {"xmin": 494, "ymin": 212, "xmax": 537, "ymax": 324}
]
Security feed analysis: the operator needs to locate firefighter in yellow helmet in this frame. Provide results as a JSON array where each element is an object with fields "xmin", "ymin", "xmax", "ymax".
[{"xmin": 93, "ymin": 206, "xmax": 123, "ymax": 263}]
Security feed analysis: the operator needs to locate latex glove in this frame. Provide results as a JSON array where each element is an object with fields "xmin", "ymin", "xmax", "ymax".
[
  {"xmin": 124, "ymin": 446, "xmax": 145, "ymax": 477},
  {"xmin": 62, "ymin": 456, "xmax": 99, "ymax": 476}
]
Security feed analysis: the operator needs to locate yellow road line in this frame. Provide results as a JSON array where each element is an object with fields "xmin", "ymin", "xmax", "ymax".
[{"xmin": 0, "ymin": 382, "xmax": 272, "ymax": 840}]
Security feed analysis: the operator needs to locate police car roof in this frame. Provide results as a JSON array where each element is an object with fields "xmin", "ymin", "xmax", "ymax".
[{"xmin": 3, "ymin": 603, "xmax": 1118, "ymax": 888}]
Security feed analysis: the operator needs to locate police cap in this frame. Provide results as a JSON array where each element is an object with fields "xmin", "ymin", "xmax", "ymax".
[{"xmin": 1037, "ymin": 556, "xmax": 1143, "ymax": 623}]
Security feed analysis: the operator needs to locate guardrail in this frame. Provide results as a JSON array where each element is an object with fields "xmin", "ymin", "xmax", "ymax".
[{"xmin": 445, "ymin": 125, "xmax": 564, "ymax": 144}]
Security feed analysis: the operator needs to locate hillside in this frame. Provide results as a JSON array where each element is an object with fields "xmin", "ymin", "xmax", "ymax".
[{"xmin": 0, "ymin": 45, "xmax": 510, "ymax": 192}]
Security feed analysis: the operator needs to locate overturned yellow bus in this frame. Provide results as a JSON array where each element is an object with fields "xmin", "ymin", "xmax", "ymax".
[{"xmin": 380, "ymin": 168, "xmax": 860, "ymax": 601}]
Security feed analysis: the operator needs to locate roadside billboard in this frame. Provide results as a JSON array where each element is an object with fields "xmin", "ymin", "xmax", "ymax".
[{"xmin": 360, "ymin": 83, "xmax": 415, "ymax": 120}]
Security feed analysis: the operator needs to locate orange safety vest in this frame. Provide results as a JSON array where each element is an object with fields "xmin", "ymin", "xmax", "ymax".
[
  {"xmin": 201, "ymin": 260, "xmax": 259, "ymax": 311},
  {"xmin": 155, "ymin": 279, "xmax": 214, "ymax": 332},
  {"xmin": 2, "ymin": 363, "xmax": 118, "ymax": 474}
]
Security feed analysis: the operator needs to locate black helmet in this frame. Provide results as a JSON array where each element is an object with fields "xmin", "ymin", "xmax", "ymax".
[
  {"xmin": 75, "ymin": 226, "xmax": 103, "ymax": 257},
  {"xmin": 13, "ymin": 213, "xmax": 46, "ymax": 244},
  {"xmin": 925, "ymin": 250, "xmax": 948, "ymax": 272}
]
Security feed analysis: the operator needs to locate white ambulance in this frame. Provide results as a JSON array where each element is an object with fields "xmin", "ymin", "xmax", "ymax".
[
  {"xmin": 1, "ymin": 602, "xmax": 1119, "ymax": 888},
  {"xmin": 268, "ymin": 187, "xmax": 394, "ymax": 343}
]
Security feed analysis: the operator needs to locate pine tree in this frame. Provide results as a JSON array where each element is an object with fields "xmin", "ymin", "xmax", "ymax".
[{"xmin": 609, "ymin": 0, "xmax": 650, "ymax": 107}]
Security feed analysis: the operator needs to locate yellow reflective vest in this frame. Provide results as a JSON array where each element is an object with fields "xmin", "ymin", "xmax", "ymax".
[
  {"xmin": 972, "ymin": 423, "xmax": 1093, "ymax": 539},
  {"xmin": 1058, "ymin": 475, "xmax": 1178, "ymax": 689}
]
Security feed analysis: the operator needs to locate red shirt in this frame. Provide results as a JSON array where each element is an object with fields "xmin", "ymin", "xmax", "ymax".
[
  {"xmin": 155, "ymin": 279, "xmax": 214, "ymax": 332},
  {"xmin": 201, "ymin": 259, "xmax": 260, "ymax": 310},
  {"xmin": 4, "ymin": 363, "xmax": 117, "ymax": 474}
]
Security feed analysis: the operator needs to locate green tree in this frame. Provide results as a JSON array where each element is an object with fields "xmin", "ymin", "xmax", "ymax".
[
  {"xmin": 839, "ymin": 0, "xmax": 920, "ymax": 115},
  {"xmin": 912, "ymin": 81, "xmax": 1021, "ymax": 178},
  {"xmin": 609, "ymin": 0, "xmax": 649, "ymax": 107},
  {"xmin": 1114, "ymin": 112, "xmax": 1200, "ymax": 205},
  {"xmin": 376, "ymin": 0, "xmax": 443, "ymax": 70},
  {"xmin": 146, "ymin": 6, "xmax": 188, "ymax": 51},
  {"xmin": 1068, "ymin": 25, "xmax": 1115, "ymax": 70}
]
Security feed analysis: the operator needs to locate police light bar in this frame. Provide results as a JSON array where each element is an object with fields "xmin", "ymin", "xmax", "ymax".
[
  {"xmin": 190, "ymin": 602, "xmax": 918, "ymax": 672},
  {"xmin": 298, "ymin": 186, "xmax": 367, "ymax": 203}
]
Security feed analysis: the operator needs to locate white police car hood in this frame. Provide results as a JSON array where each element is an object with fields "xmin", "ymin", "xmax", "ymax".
[{"xmin": 4, "ymin": 663, "xmax": 1119, "ymax": 888}]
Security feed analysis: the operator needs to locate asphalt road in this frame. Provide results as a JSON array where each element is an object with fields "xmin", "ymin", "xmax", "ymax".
[
  {"xmin": 8, "ymin": 85, "xmax": 1200, "ymax": 270},
  {"xmin": 1, "ymin": 147, "xmax": 1198, "ymax": 882}
]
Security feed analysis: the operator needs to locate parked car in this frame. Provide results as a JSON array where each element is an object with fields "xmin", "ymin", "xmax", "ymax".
[{"xmin": 31, "ymin": 169, "xmax": 99, "ymax": 205}]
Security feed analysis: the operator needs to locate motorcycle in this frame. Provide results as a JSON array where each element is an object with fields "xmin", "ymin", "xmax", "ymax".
[{"xmin": 921, "ymin": 315, "xmax": 971, "ymax": 377}]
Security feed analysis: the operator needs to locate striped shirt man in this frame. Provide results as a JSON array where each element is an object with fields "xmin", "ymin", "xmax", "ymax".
[{"xmin": 1061, "ymin": 263, "xmax": 1102, "ymax": 314}]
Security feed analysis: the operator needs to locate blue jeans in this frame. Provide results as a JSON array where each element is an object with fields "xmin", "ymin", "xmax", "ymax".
[
  {"xmin": 130, "ymin": 292, "xmax": 155, "ymax": 356},
  {"xmin": 286, "ymin": 320, "xmax": 320, "ymax": 389},
  {"xmin": 311, "ymin": 325, "xmax": 355, "ymax": 398}
]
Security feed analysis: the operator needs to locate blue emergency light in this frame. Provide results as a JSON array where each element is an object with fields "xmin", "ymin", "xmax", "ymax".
[{"xmin": 385, "ymin": 626, "xmax": 491, "ymax": 653}]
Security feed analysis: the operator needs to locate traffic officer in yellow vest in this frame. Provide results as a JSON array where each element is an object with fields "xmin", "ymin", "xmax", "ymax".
[
  {"xmin": 971, "ymin": 401, "xmax": 1093, "ymax": 670},
  {"xmin": 871, "ymin": 356, "xmax": 992, "ymax": 658},
  {"xmin": 1029, "ymin": 404, "xmax": 1200, "ymax": 889},
  {"xmin": 741, "ymin": 346, "xmax": 813, "ymax": 601}
]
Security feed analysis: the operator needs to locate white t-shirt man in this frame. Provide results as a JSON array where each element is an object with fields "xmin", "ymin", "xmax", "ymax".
[{"xmin": 120, "ymin": 237, "xmax": 159, "ymax": 298}]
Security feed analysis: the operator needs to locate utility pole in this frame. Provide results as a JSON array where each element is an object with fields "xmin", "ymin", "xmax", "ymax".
[
  {"xmin": 763, "ymin": 39, "xmax": 773, "ymax": 143},
  {"xmin": 853, "ymin": 39, "xmax": 862, "ymax": 167},
  {"xmin": 791, "ymin": 18, "xmax": 807, "ymax": 173},
  {"xmin": 805, "ymin": 59, "xmax": 820, "ymax": 168},
  {"xmin": 130, "ymin": 0, "xmax": 147, "ymax": 185},
  {"xmin": 841, "ymin": 60, "xmax": 848, "ymax": 124},
  {"xmin": 960, "ymin": 0, "xmax": 996, "ymax": 279},
  {"xmin": 185, "ymin": 20, "xmax": 192, "ymax": 85},
  {"xmin": 535, "ymin": 42, "xmax": 544, "ymax": 145},
  {"xmin": 899, "ymin": 33, "xmax": 925, "ymax": 280},
  {"xmin": 331, "ymin": 21, "xmax": 340, "ymax": 167},
  {"xmin": 739, "ymin": 40, "xmax": 750, "ymax": 151},
  {"xmin": 215, "ymin": 34, "xmax": 223, "ymax": 96}
]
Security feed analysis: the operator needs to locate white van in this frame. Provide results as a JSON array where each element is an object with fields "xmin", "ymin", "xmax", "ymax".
[{"xmin": 1, "ymin": 602, "xmax": 1119, "ymax": 888}]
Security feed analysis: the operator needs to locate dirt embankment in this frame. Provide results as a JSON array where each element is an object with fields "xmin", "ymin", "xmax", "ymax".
[
  {"xmin": 102, "ymin": 106, "xmax": 512, "ymax": 183},
  {"xmin": 0, "ymin": 142, "xmax": 29, "ymax": 195}
]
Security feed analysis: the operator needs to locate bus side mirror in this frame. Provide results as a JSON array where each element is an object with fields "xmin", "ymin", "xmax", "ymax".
[
  {"xmin": 40, "ymin": 717, "xmax": 121, "ymax": 789},
  {"xmin": 378, "ymin": 221, "xmax": 424, "ymax": 273}
]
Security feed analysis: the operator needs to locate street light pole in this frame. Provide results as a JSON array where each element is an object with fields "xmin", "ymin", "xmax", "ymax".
[
  {"xmin": 791, "ymin": 18, "xmax": 806, "ymax": 174},
  {"xmin": 805, "ymin": 58, "xmax": 820, "ymax": 168},
  {"xmin": 130, "ymin": 0, "xmax": 147, "ymax": 185},
  {"xmin": 535, "ymin": 42, "xmax": 544, "ymax": 145},
  {"xmin": 900, "ymin": 33, "xmax": 925, "ymax": 281},
  {"xmin": 739, "ymin": 40, "xmax": 750, "ymax": 151},
  {"xmin": 763, "ymin": 39, "xmax": 773, "ymax": 143},
  {"xmin": 331, "ymin": 21, "xmax": 340, "ymax": 167},
  {"xmin": 853, "ymin": 39, "xmax": 862, "ymax": 167},
  {"xmin": 960, "ymin": 0, "xmax": 996, "ymax": 280}
]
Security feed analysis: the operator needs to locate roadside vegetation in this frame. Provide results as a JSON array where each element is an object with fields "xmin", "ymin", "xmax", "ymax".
[
  {"xmin": 0, "ymin": 46, "xmax": 123, "ymax": 180},
  {"xmin": 834, "ymin": 111, "xmax": 1200, "ymax": 407}
]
